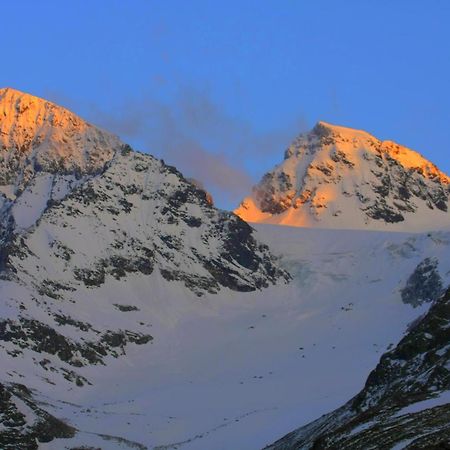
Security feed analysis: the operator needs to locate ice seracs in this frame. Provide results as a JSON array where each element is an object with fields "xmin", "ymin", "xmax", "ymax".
[{"xmin": 235, "ymin": 121, "xmax": 450, "ymax": 231}]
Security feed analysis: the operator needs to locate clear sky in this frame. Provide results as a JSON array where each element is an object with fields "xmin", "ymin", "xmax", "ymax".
[{"xmin": 2, "ymin": 1, "xmax": 450, "ymax": 209}]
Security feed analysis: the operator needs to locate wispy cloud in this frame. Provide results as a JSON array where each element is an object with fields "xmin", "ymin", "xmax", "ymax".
[{"xmin": 69, "ymin": 87, "xmax": 308, "ymax": 209}]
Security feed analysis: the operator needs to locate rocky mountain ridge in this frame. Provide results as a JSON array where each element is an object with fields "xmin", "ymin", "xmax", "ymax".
[
  {"xmin": 236, "ymin": 122, "xmax": 450, "ymax": 231},
  {"xmin": 0, "ymin": 87, "xmax": 120, "ymax": 184},
  {"xmin": 0, "ymin": 87, "xmax": 123, "ymax": 232}
]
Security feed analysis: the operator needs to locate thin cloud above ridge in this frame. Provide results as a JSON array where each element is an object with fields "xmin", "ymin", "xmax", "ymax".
[{"xmin": 49, "ymin": 87, "xmax": 308, "ymax": 209}]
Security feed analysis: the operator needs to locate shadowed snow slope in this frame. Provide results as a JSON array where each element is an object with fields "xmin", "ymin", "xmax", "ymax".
[
  {"xmin": 235, "ymin": 122, "xmax": 450, "ymax": 231},
  {"xmin": 266, "ymin": 286, "xmax": 450, "ymax": 450},
  {"xmin": 5, "ymin": 225, "xmax": 450, "ymax": 449}
]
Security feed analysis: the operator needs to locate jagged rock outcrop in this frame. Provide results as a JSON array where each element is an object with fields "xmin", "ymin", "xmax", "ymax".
[
  {"xmin": 0, "ymin": 382, "xmax": 75, "ymax": 449},
  {"xmin": 0, "ymin": 87, "xmax": 123, "ymax": 231},
  {"xmin": 401, "ymin": 257, "xmax": 443, "ymax": 307}
]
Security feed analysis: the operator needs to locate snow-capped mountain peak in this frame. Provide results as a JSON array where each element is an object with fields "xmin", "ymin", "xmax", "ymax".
[
  {"xmin": 308, "ymin": 121, "xmax": 448, "ymax": 183},
  {"xmin": 0, "ymin": 87, "xmax": 121, "ymax": 188},
  {"xmin": 0, "ymin": 88, "xmax": 123, "ymax": 230},
  {"xmin": 236, "ymin": 121, "xmax": 450, "ymax": 231}
]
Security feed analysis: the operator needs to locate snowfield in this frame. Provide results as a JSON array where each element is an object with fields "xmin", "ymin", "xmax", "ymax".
[{"xmin": 14, "ymin": 224, "xmax": 450, "ymax": 450}]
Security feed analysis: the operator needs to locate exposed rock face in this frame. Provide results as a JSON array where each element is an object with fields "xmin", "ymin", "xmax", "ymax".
[
  {"xmin": 0, "ymin": 382, "xmax": 75, "ymax": 449},
  {"xmin": 186, "ymin": 177, "xmax": 214, "ymax": 206},
  {"xmin": 2, "ymin": 150, "xmax": 288, "ymax": 297},
  {"xmin": 266, "ymin": 287, "xmax": 450, "ymax": 450},
  {"xmin": 236, "ymin": 122, "xmax": 450, "ymax": 231},
  {"xmin": 401, "ymin": 257, "xmax": 443, "ymax": 307}
]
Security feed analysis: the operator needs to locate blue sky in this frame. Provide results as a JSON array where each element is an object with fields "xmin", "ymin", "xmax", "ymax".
[{"xmin": 2, "ymin": 1, "xmax": 450, "ymax": 209}]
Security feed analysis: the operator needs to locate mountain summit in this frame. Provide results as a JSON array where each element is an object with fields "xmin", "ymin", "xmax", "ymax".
[
  {"xmin": 0, "ymin": 88, "xmax": 120, "ymax": 183},
  {"xmin": 235, "ymin": 122, "xmax": 450, "ymax": 231},
  {"xmin": 0, "ymin": 88, "xmax": 123, "ymax": 230}
]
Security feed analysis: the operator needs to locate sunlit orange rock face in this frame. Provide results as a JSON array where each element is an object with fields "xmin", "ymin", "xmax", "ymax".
[
  {"xmin": 0, "ymin": 88, "xmax": 121, "ymax": 188},
  {"xmin": 235, "ymin": 122, "xmax": 450, "ymax": 231}
]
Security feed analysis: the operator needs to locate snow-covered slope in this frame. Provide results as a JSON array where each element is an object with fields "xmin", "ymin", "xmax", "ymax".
[
  {"xmin": 266, "ymin": 286, "xmax": 450, "ymax": 450},
  {"xmin": 236, "ymin": 122, "xmax": 450, "ymax": 231},
  {"xmin": 2, "ymin": 224, "xmax": 450, "ymax": 449},
  {"xmin": 1, "ymin": 146, "xmax": 289, "ymax": 384}
]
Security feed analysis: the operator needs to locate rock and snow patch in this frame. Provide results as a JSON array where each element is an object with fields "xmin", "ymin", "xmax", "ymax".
[{"xmin": 267, "ymin": 286, "xmax": 450, "ymax": 450}]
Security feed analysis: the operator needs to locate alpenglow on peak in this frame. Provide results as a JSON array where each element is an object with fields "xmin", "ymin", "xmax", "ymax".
[
  {"xmin": 0, "ymin": 87, "xmax": 122, "ymax": 187},
  {"xmin": 235, "ymin": 122, "xmax": 450, "ymax": 232}
]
